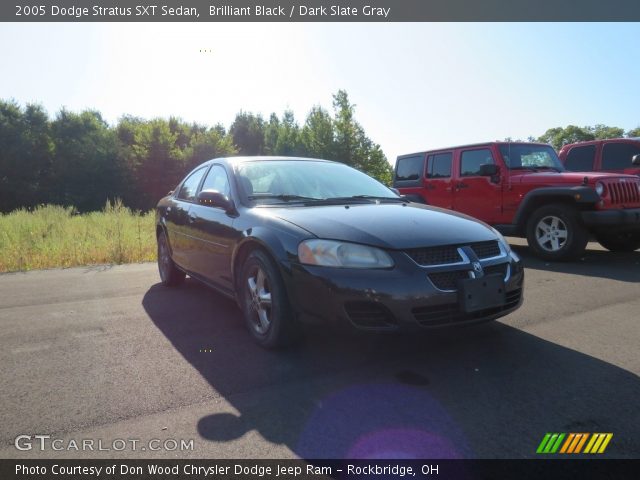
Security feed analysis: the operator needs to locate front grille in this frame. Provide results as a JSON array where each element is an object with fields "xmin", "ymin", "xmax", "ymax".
[
  {"xmin": 405, "ymin": 245, "xmax": 462, "ymax": 266},
  {"xmin": 344, "ymin": 301, "xmax": 397, "ymax": 328},
  {"xmin": 412, "ymin": 288, "xmax": 522, "ymax": 327},
  {"xmin": 605, "ymin": 179, "xmax": 640, "ymax": 205},
  {"xmin": 428, "ymin": 270, "xmax": 469, "ymax": 290},
  {"xmin": 470, "ymin": 240, "xmax": 501, "ymax": 258},
  {"xmin": 483, "ymin": 262, "xmax": 509, "ymax": 279}
]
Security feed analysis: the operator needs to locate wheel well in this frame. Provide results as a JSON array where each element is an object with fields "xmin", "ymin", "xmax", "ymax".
[
  {"xmin": 516, "ymin": 196, "xmax": 579, "ymax": 233},
  {"xmin": 233, "ymin": 241, "xmax": 271, "ymax": 291}
]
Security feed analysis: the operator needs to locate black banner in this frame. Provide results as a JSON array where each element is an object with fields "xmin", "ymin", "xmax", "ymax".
[
  {"xmin": 3, "ymin": 0, "xmax": 640, "ymax": 22},
  {"xmin": 2, "ymin": 459, "xmax": 639, "ymax": 480}
]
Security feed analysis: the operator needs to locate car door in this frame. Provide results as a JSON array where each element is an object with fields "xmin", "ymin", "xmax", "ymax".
[
  {"xmin": 186, "ymin": 164, "xmax": 238, "ymax": 291},
  {"xmin": 170, "ymin": 166, "xmax": 208, "ymax": 269},
  {"xmin": 424, "ymin": 152, "xmax": 454, "ymax": 209},
  {"xmin": 452, "ymin": 147, "xmax": 501, "ymax": 223}
]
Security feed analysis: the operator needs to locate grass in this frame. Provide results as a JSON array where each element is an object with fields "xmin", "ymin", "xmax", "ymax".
[{"xmin": 0, "ymin": 200, "xmax": 157, "ymax": 273}]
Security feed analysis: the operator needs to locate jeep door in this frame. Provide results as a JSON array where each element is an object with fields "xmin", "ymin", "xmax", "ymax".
[
  {"xmin": 423, "ymin": 152, "xmax": 454, "ymax": 209},
  {"xmin": 452, "ymin": 147, "xmax": 502, "ymax": 223}
]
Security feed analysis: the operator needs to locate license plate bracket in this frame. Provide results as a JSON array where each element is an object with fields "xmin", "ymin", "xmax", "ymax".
[{"xmin": 458, "ymin": 274, "xmax": 506, "ymax": 313}]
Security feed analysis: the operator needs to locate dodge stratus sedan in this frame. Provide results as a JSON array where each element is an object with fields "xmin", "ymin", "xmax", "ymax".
[{"xmin": 156, "ymin": 157, "xmax": 524, "ymax": 347}]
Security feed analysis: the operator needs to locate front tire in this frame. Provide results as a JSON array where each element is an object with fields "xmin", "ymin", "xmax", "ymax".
[
  {"xmin": 596, "ymin": 232, "xmax": 640, "ymax": 252},
  {"xmin": 526, "ymin": 204, "xmax": 588, "ymax": 261},
  {"xmin": 157, "ymin": 230, "xmax": 186, "ymax": 286},
  {"xmin": 239, "ymin": 250, "xmax": 296, "ymax": 348}
]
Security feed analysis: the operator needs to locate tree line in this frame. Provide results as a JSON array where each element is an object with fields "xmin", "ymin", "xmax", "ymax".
[
  {"xmin": 1, "ymin": 90, "xmax": 638, "ymax": 214},
  {"xmin": 0, "ymin": 90, "xmax": 392, "ymax": 213}
]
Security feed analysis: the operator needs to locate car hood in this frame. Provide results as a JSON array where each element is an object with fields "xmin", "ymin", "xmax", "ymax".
[
  {"xmin": 268, "ymin": 203, "xmax": 497, "ymax": 249},
  {"xmin": 512, "ymin": 171, "xmax": 635, "ymax": 185}
]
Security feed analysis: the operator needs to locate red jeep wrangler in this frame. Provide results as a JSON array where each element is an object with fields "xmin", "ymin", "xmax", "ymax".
[
  {"xmin": 393, "ymin": 142, "xmax": 640, "ymax": 260},
  {"xmin": 559, "ymin": 138, "xmax": 640, "ymax": 176}
]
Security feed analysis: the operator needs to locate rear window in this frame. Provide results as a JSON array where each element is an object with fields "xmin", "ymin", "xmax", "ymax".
[
  {"xmin": 565, "ymin": 145, "xmax": 596, "ymax": 171},
  {"xmin": 602, "ymin": 142, "xmax": 640, "ymax": 170},
  {"xmin": 395, "ymin": 155, "xmax": 425, "ymax": 181}
]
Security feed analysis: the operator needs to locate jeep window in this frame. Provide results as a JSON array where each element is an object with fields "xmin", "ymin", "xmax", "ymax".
[
  {"xmin": 177, "ymin": 166, "xmax": 208, "ymax": 201},
  {"xmin": 395, "ymin": 155, "xmax": 425, "ymax": 181},
  {"xmin": 499, "ymin": 144, "xmax": 564, "ymax": 171},
  {"xmin": 427, "ymin": 152, "xmax": 453, "ymax": 178},
  {"xmin": 460, "ymin": 149, "xmax": 495, "ymax": 176},
  {"xmin": 565, "ymin": 145, "xmax": 596, "ymax": 171},
  {"xmin": 602, "ymin": 142, "xmax": 640, "ymax": 170}
]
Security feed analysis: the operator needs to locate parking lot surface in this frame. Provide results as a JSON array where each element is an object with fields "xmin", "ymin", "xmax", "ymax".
[{"xmin": 1, "ymin": 240, "xmax": 638, "ymax": 459}]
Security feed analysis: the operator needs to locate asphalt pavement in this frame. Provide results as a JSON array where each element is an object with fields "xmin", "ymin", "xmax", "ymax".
[{"xmin": 1, "ymin": 240, "xmax": 639, "ymax": 459}]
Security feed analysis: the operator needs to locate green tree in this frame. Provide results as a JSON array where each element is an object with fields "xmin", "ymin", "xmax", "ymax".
[
  {"xmin": 300, "ymin": 106, "xmax": 335, "ymax": 159},
  {"xmin": 626, "ymin": 127, "xmax": 640, "ymax": 137},
  {"xmin": 537, "ymin": 125, "xmax": 595, "ymax": 150},
  {"xmin": 50, "ymin": 109, "xmax": 124, "ymax": 212},
  {"xmin": 229, "ymin": 112, "xmax": 265, "ymax": 155},
  {"xmin": 0, "ymin": 100, "xmax": 54, "ymax": 212},
  {"xmin": 588, "ymin": 124, "xmax": 624, "ymax": 139}
]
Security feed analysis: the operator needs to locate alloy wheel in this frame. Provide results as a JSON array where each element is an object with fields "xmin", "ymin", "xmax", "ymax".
[
  {"xmin": 535, "ymin": 215, "xmax": 568, "ymax": 252},
  {"xmin": 246, "ymin": 266, "xmax": 273, "ymax": 335}
]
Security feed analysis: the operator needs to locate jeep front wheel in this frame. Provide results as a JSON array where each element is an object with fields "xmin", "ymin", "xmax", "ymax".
[
  {"xmin": 526, "ymin": 204, "xmax": 589, "ymax": 261},
  {"xmin": 596, "ymin": 232, "xmax": 640, "ymax": 252}
]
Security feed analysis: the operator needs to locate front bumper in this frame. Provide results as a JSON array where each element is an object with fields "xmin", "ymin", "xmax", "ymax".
[
  {"xmin": 581, "ymin": 208, "xmax": 640, "ymax": 232},
  {"xmin": 287, "ymin": 249, "xmax": 524, "ymax": 332}
]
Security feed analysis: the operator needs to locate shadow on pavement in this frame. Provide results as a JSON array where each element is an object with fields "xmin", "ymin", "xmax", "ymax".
[
  {"xmin": 512, "ymin": 244, "xmax": 640, "ymax": 283},
  {"xmin": 142, "ymin": 279, "xmax": 640, "ymax": 459}
]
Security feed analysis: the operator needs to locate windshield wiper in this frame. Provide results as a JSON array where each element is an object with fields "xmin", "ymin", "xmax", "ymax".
[
  {"xmin": 324, "ymin": 195, "xmax": 405, "ymax": 203},
  {"xmin": 247, "ymin": 194, "xmax": 324, "ymax": 202}
]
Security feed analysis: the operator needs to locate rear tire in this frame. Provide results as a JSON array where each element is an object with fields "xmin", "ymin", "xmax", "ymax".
[
  {"xmin": 526, "ymin": 204, "xmax": 588, "ymax": 261},
  {"xmin": 157, "ymin": 230, "xmax": 186, "ymax": 286},
  {"xmin": 596, "ymin": 232, "xmax": 640, "ymax": 252},
  {"xmin": 239, "ymin": 250, "xmax": 297, "ymax": 348}
]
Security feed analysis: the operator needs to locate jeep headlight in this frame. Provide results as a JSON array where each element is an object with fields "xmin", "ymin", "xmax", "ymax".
[
  {"xmin": 595, "ymin": 181, "xmax": 605, "ymax": 196},
  {"xmin": 298, "ymin": 239, "xmax": 394, "ymax": 269}
]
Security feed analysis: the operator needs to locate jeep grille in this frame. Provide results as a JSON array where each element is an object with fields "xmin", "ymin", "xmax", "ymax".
[{"xmin": 603, "ymin": 179, "xmax": 640, "ymax": 206}]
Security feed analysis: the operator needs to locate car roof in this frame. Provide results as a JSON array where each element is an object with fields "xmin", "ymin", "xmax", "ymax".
[
  {"xmin": 203, "ymin": 156, "xmax": 337, "ymax": 167},
  {"xmin": 397, "ymin": 141, "xmax": 552, "ymax": 159},
  {"xmin": 560, "ymin": 137, "xmax": 640, "ymax": 149}
]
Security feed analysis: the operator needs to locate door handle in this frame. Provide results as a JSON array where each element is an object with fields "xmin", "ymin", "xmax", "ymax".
[
  {"xmin": 456, "ymin": 182, "xmax": 469, "ymax": 189},
  {"xmin": 425, "ymin": 184, "xmax": 436, "ymax": 190}
]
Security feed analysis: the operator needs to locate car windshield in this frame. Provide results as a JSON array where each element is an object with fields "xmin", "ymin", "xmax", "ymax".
[
  {"xmin": 235, "ymin": 160, "xmax": 399, "ymax": 204},
  {"xmin": 499, "ymin": 144, "xmax": 565, "ymax": 171}
]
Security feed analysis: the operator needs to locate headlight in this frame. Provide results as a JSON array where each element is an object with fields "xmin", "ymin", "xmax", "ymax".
[
  {"xmin": 298, "ymin": 239, "xmax": 394, "ymax": 269},
  {"xmin": 595, "ymin": 181, "xmax": 605, "ymax": 196},
  {"xmin": 490, "ymin": 227, "xmax": 511, "ymax": 254}
]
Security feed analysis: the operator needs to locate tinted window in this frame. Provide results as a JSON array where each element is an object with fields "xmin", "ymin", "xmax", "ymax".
[
  {"xmin": 565, "ymin": 145, "xmax": 596, "ymax": 171},
  {"xmin": 177, "ymin": 167, "xmax": 207, "ymax": 201},
  {"xmin": 427, "ymin": 152, "xmax": 453, "ymax": 178},
  {"xmin": 395, "ymin": 155, "xmax": 425, "ymax": 181},
  {"xmin": 460, "ymin": 149, "xmax": 494, "ymax": 176},
  {"xmin": 201, "ymin": 165, "xmax": 230, "ymax": 196},
  {"xmin": 602, "ymin": 142, "xmax": 640, "ymax": 170}
]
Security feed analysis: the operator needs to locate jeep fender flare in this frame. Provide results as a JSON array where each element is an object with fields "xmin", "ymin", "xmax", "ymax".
[{"xmin": 512, "ymin": 186, "xmax": 599, "ymax": 233}]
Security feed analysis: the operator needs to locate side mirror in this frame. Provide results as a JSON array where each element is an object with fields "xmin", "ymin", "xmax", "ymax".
[
  {"xmin": 479, "ymin": 163, "xmax": 499, "ymax": 176},
  {"xmin": 197, "ymin": 189, "xmax": 234, "ymax": 213},
  {"xmin": 632, "ymin": 154, "xmax": 640, "ymax": 166}
]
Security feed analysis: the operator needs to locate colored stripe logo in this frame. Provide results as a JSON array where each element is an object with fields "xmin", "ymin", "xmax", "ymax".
[{"xmin": 536, "ymin": 433, "xmax": 613, "ymax": 454}]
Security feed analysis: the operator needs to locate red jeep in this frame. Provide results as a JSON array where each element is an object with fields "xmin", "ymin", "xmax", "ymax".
[
  {"xmin": 393, "ymin": 142, "xmax": 640, "ymax": 260},
  {"xmin": 559, "ymin": 138, "xmax": 640, "ymax": 176}
]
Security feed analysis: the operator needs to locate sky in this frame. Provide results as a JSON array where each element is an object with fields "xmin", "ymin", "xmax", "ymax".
[{"xmin": 1, "ymin": 22, "xmax": 639, "ymax": 164}]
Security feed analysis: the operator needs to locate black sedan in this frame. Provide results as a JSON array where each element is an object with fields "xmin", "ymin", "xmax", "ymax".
[{"xmin": 156, "ymin": 157, "xmax": 524, "ymax": 347}]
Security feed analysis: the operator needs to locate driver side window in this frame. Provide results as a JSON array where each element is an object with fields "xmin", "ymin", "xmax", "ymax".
[{"xmin": 177, "ymin": 167, "xmax": 207, "ymax": 202}]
